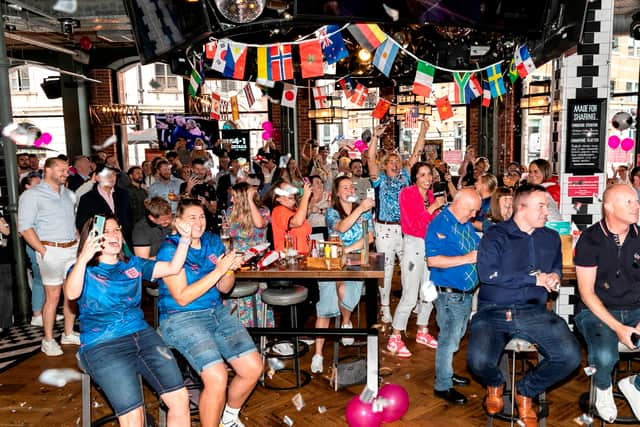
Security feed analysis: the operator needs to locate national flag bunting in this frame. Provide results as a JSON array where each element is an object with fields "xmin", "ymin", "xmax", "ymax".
[
  {"xmin": 412, "ymin": 61, "xmax": 434, "ymax": 97},
  {"xmin": 205, "ymin": 41, "xmax": 216, "ymax": 60},
  {"xmin": 467, "ymin": 74, "xmax": 482, "ymax": 100},
  {"xmin": 256, "ymin": 46, "xmax": 271, "ymax": 83},
  {"xmin": 508, "ymin": 58, "xmax": 519, "ymax": 83},
  {"xmin": 482, "ymin": 82, "xmax": 491, "ymax": 108},
  {"xmin": 211, "ymin": 39, "xmax": 229, "ymax": 73},
  {"xmin": 270, "ymin": 44, "xmax": 294, "ymax": 81},
  {"xmin": 435, "ymin": 96, "xmax": 453, "ymax": 121},
  {"xmin": 487, "ymin": 64, "xmax": 506, "ymax": 98},
  {"xmin": 338, "ymin": 76, "xmax": 355, "ymax": 97},
  {"xmin": 224, "ymin": 41, "xmax": 248, "ymax": 80},
  {"xmin": 453, "ymin": 72, "xmax": 471, "ymax": 104},
  {"xmin": 188, "ymin": 67, "xmax": 202, "ymax": 98},
  {"xmin": 372, "ymin": 38, "xmax": 399, "ymax": 77},
  {"xmin": 210, "ymin": 92, "xmax": 221, "ymax": 120},
  {"xmin": 514, "ymin": 45, "xmax": 536, "ymax": 78},
  {"xmin": 281, "ymin": 83, "xmax": 297, "ymax": 108},
  {"xmin": 349, "ymin": 83, "xmax": 368, "ymax": 106},
  {"xmin": 299, "ymin": 39, "xmax": 324, "ymax": 79},
  {"xmin": 404, "ymin": 105, "xmax": 419, "ymax": 128},
  {"xmin": 312, "ymin": 85, "xmax": 330, "ymax": 109},
  {"xmin": 371, "ymin": 99, "xmax": 391, "ymax": 119},
  {"xmin": 230, "ymin": 96, "xmax": 239, "ymax": 121},
  {"xmin": 316, "ymin": 25, "xmax": 348, "ymax": 64},
  {"xmin": 243, "ymin": 83, "xmax": 257, "ymax": 108},
  {"xmin": 347, "ymin": 23, "xmax": 387, "ymax": 51}
]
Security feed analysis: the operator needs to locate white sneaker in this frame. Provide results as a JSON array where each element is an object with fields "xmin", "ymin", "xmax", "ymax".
[
  {"xmin": 619, "ymin": 375, "xmax": 640, "ymax": 420},
  {"xmin": 41, "ymin": 339, "xmax": 63, "ymax": 356},
  {"xmin": 60, "ymin": 331, "xmax": 81, "ymax": 345},
  {"xmin": 595, "ymin": 385, "xmax": 617, "ymax": 423},
  {"xmin": 30, "ymin": 314, "xmax": 64, "ymax": 327},
  {"xmin": 380, "ymin": 306, "xmax": 392, "ymax": 323},
  {"xmin": 341, "ymin": 322, "xmax": 354, "ymax": 346},
  {"xmin": 311, "ymin": 354, "xmax": 324, "ymax": 373}
]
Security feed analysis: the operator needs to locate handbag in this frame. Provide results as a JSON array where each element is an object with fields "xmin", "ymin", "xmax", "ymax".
[{"xmin": 329, "ymin": 356, "xmax": 367, "ymax": 391}]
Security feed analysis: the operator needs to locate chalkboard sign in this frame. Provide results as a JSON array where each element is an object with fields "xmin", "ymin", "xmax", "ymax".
[
  {"xmin": 565, "ymin": 99, "xmax": 606, "ymax": 174},
  {"xmin": 220, "ymin": 129, "xmax": 251, "ymax": 161}
]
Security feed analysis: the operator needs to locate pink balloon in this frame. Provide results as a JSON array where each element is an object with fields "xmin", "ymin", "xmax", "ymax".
[
  {"xmin": 262, "ymin": 130, "xmax": 272, "ymax": 141},
  {"xmin": 354, "ymin": 139, "xmax": 368, "ymax": 154},
  {"xmin": 378, "ymin": 384, "xmax": 410, "ymax": 422},
  {"xmin": 262, "ymin": 121, "xmax": 273, "ymax": 131},
  {"xmin": 621, "ymin": 137, "xmax": 635, "ymax": 151},
  {"xmin": 608, "ymin": 135, "xmax": 620, "ymax": 149},
  {"xmin": 41, "ymin": 132, "xmax": 52, "ymax": 144},
  {"xmin": 345, "ymin": 396, "xmax": 383, "ymax": 427}
]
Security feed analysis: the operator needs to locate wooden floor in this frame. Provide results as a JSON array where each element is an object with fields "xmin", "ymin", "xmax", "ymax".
[{"xmin": 0, "ymin": 274, "xmax": 638, "ymax": 426}]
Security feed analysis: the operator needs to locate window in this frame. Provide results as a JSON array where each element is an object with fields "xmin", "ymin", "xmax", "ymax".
[
  {"xmin": 610, "ymin": 80, "xmax": 616, "ymax": 95},
  {"xmin": 152, "ymin": 64, "xmax": 178, "ymax": 89},
  {"xmin": 10, "ymin": 68, "xmax": 30, "ymax": 92},
  {"xmin": 612, "ymin": 37, "xmax": 619, "ymax": 53}
]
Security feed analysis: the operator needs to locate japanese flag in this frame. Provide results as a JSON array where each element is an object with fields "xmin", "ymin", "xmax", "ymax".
[{"xmin": 281, "ymin": 83, "xmax": 297, "ymax": 108}]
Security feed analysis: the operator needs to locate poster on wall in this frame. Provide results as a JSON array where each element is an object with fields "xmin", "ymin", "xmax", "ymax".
[
  {"xmin": 155, "ymin": 114, "xmax": 220, "ymax": 151},
  {"xmin": 564, "ymin": 99, "xmax": 606, "ymax": 174},
  {"xmin": 424, "ymin": 139, "xmax": 443, "ymax": 163}
]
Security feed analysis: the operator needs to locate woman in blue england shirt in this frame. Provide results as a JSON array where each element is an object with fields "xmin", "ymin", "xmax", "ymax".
[
  {"xmin": 65, "ymin": 214, "xmax": 193, "ymax": 426},
  {"xmin": 157, "ymin": 198, "xmax": 260, "ymax": 427},
  {"xmin": 310, "ymin": 176, "xmax": 375, "ymax": 374}
]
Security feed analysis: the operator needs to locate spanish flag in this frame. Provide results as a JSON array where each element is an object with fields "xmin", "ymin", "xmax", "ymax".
[{"xmin": 347, "ymin": 23, "xmax": 387, "ymax": 51}]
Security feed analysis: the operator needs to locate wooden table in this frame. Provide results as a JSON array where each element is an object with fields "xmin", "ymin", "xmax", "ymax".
[{"xmin": 236, "ymin": 252, "xmax": 385, "ymax": 392}]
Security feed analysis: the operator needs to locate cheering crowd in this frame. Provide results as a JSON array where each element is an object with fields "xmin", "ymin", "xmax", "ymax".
[{"xmin": 5, "ymin": 117, "xmax": 640, "ymax": 427}]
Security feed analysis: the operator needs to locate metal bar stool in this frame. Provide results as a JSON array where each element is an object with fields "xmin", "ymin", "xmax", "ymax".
[
  {"xmin": 485, "ymin": 338, "xmax": 548, "ymax": 427},
  {"xmin": 260, "ymin": 285, "xmax": 311, "ymax": 389},
  {"xmin": 579, "ymin": 343, "xmax": 640, "ymax": 425}
]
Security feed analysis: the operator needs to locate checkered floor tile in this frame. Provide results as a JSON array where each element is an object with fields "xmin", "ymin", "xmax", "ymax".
[{"xmin": 0, "ymin": 322, "xmax": 64, "ymax": 373}]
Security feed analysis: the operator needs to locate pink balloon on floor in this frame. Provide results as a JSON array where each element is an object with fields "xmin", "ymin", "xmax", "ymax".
[
  {"xmin": 608, "ymin": 135, "xmax": 620, "ymax": 149},
  {"xmin": 621, "ymin": 137, "xmax": 635, "ymax": 151},
  {"xmin": 345, "ymin": 396, "xmax": 383, "ymax": 427},
  {"xmin": 378, "ymin": 383, "xmax": 410, "ymax": 422}
]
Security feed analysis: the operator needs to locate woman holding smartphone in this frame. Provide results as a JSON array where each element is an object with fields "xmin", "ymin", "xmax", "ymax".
[
  {"xmin": 387, "ymin": 162, "xmax": 445, "ymax": 358},
  {"xmin": 65, "ymin": 214, "xmax": 194, "ymax": 426}
]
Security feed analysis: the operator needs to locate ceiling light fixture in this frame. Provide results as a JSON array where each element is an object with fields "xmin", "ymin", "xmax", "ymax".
[{"xmin": 214, "ymin": 0, "xmax": 266, "ymax": 24}]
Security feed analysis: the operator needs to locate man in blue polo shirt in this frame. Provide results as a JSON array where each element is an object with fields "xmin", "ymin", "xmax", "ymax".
[
  {"xmin": 426, "ymin": 188, "xmax": 481, "ymax": 405},
  {"xmin": 469, "ymin": 183, "xmax": 581, "ymax": 427}
]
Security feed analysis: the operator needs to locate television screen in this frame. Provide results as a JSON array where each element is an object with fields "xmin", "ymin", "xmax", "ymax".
[
  {"xmin": 123, "ymin": 0, "xmax": 211, "ymax": 64},
  {"xmin": 294, "ymin": 0, "xmax": 548, "ymax": 34}
]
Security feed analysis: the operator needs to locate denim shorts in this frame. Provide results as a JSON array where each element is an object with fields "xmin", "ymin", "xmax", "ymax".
[
  {"xmin": 160, "ymin": 305, "xmax": 257, "ymax": 373},
  {"xmin": 78, "ymin": 326, "xmax": 184, "ymax": 417},
  {"xmin": 316, "ymin": 281, "xmax": 363, "ymax": 318}
]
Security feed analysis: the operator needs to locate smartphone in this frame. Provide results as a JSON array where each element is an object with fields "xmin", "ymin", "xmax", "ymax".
[
  {"xmin": 366, "ymin": 187, "xmax": 375, "ymax": 200},
  {"xmin": 90, "ymin": 215, "xmax": 106, "ymax": 239},
  {"xmin": 632, "ymin": 333, "xmax": 640, "ymax": 348},
  {"xmin": 433, "ymin": 182, "xmax": 447, "ymax": 198}
]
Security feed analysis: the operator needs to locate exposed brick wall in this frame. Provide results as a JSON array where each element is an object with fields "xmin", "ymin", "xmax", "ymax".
[
  {"xmin": 296, "ymin": 88, "xmax": 312, "ymax": 172},
  {"xmin": 497, "ymin": 91, "xmax": 515, "ymax": 173},
  {"xmin": 88, "ymin": 69, "xmax": 116, "ymax": 156}
]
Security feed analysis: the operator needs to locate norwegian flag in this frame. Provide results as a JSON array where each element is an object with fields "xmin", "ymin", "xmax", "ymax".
[
  {"xmin": 482, "ymin": 82, "xmax": 491, "ymax": 107},
  {"xmin": 124, "ymin": 268, "xmax": 139, "ymax": 279},
  {"xmin": 312, "ymin": 85, "xmax": 330, "ymax": 109},
  {"xmin": 404, "ymin": 105, "xmax": 419, "ymax": 128}
]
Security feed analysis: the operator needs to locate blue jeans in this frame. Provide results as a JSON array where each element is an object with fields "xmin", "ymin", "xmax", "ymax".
[
  {"xmin": 79, "ymin": 326, "xmax": 185, "ymax": 416},
  {"xmin": 434, "ymin": 291, "xmax": 473, "ymax": 391},
  {"xmin": 316, "ymin": 281, "xmax": 363, "ymax": 318},
  {"xmin": 26, "ymin": 245, "xmax": 44, "ymax": 313},
  {"xmin": 575, "ymin": 308, "xmax": 640, "ymax": 390},
  {"xmin": 160, "ymin": 305, "xmax": 257, "ymax": 373},
  {"xmin": 467, "ymin": 304, "xmax": 581, "ymax": 397}
]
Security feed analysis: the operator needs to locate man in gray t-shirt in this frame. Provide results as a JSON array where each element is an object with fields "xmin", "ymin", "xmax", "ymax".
[{"xmin": 131, "ymin": 197, "xmax": 172, "ymax": 259}]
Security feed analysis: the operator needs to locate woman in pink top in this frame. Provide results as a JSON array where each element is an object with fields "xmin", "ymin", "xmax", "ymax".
[{"xmin": 386, "ymin": 162, "xmax": 446, "ymax": 358}]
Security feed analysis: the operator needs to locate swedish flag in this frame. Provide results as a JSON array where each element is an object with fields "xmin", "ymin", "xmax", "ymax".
[{"xmin": 487, "ymin": 64, "xmax": 506, "ymax": 98}]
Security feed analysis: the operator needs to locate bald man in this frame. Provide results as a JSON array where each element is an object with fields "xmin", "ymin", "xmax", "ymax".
[
  {"xmin": 469, "ymin": 183, "xmax": 580, "ymax": 427},
  {"xmin": 574, "ymin": 184, "xmax": 640, "ymax": 422},
  {"xmin": 426, "ymin": 188, "xmax": 482, "ymax": 405}
]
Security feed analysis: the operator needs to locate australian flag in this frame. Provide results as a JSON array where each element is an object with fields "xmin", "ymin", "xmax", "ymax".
[{"xmin": 317, "ymin": 25, "xmax": 348, "ymax": 65}]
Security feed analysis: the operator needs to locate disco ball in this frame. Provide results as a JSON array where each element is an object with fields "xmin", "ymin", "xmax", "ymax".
[
  {"xmin": 612, "ymin": 111, "xmax": 633, "ymax": 131},
  {"xmin": 214, "ymin": 0, "xmax": 265, "ymax": 24}
]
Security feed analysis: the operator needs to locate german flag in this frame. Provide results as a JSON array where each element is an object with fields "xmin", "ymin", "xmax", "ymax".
[{"xmin": 347, "ymin": 23, "xmax": 387, "ymax": 51}]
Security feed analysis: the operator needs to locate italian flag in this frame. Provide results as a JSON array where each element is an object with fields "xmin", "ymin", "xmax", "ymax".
[
  {"xmin": 412, "ymin": 61, "xmax": 435, "ymax": 97},
  {"xmin": 188, "ymin": 68, "xmax": 202, "ymax": 98}
]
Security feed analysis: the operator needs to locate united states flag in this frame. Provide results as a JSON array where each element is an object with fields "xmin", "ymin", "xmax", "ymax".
[{"xmin": 404, "ymin": 105, "xmax": 419, "ymax": 128}]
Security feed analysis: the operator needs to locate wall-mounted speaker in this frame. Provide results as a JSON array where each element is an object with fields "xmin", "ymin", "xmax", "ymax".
[{"xmin": 40, "ymin": 77, "xmax": 62, "ymax": 99}]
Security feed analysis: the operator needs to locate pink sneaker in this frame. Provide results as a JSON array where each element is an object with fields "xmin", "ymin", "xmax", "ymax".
[
  {"xmin": 386, "ymin": 335, "xmax": 412, "ymax": 358},
  {"xmin": 416, "ymin": 331, "xmax": 438, "ymax": 349}
]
